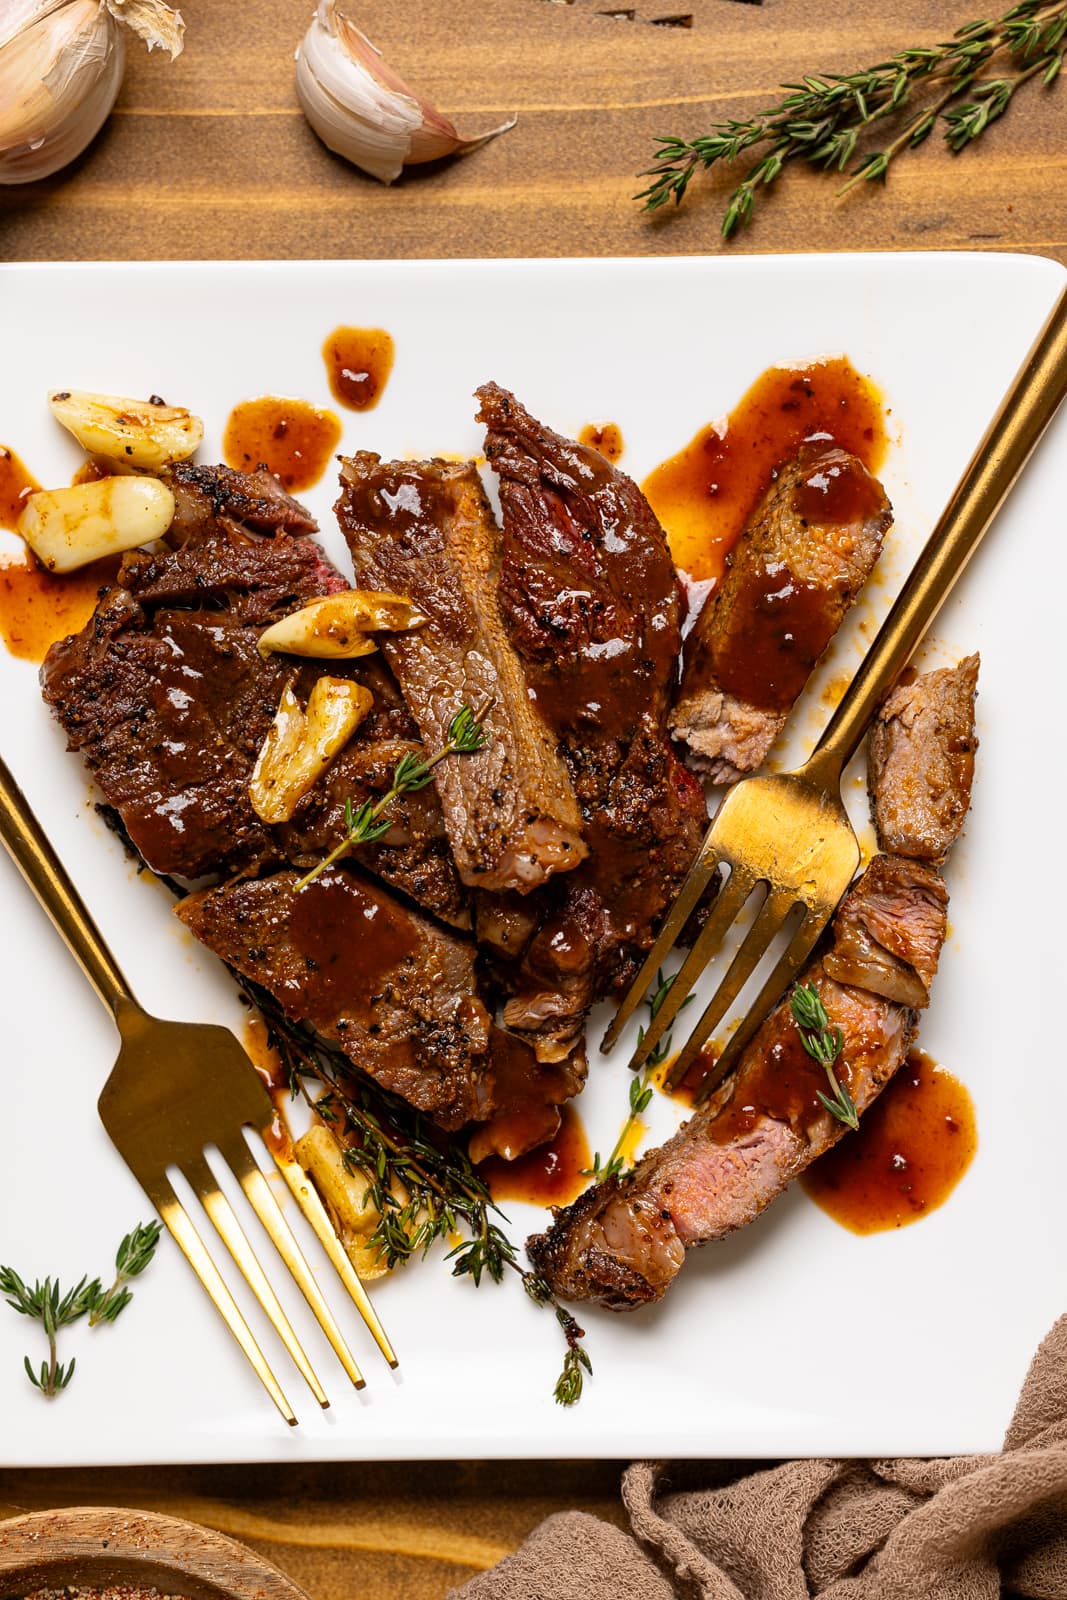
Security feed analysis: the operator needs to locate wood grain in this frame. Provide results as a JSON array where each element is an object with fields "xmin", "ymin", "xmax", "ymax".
[
  {"xmin": 0, "ymin": 3, "xmax": 1064, "ymax": 1597},
  {"xmin": 0, "ymin": 1506, "xmax": 310, "ymax": 1599},
  {"xmin": 1, "ymin": 0, "xmax": 1064, "ymax": 263},
  {"xmin": 0, "ymin": 1463, "xmax": 627, "ymax": 1599}
]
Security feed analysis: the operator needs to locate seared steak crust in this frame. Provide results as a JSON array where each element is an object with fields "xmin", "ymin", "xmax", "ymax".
[
  {"xmin": 671, "ymin": 447, "xmax": 892, "ymax": 783},
  {"xmin": 867, "ymin": 655, "xmax": 980, "ymax": 860},
  {"xmin": 41, "ymin": 465, "xmax": 467, "ymax": 922},
  {"xmin": 177, "ymin": 867, "xmax": 492, "ymax": 1130},
  {"xmin": 336, "ymin": 453, "xmax": 587, "ymax": 897},
  {"xmin": 166, "ymin": 461, "xmax": 320, "ymax": 541},
  {"xmin": 41, "ymin": 550, "xmax": 345, "ymax": 881},
  {"xmin": 527, "ymin": 854, "xmax": 948, "ymax": 1309},
  {"xmin": 477, "ymin": 383, "xmax": 707, "ymax": 1059}
]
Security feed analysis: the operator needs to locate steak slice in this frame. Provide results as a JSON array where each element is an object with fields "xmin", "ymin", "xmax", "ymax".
[
  {"xmin": 477, "ymin": 383, "xmax": 707, "ymax": 1060},
  {"xmin": 526, "ymin": 853, "xmax": 948, "ymax": 1309},
  {"xmin": 670, "ymin": 446, "xmax": 892, "ymax": 783},
  {"xmin": 177, "ymin": 866, "xmax": 492, "ymax": 1131},
  {"xmin": 41, "ymin": 464, "xmax": 468, "ymax": 922},
  {"xmin": 335, "ymin": 453, "xmax": 587, "ymax": 896},
  {"xmin": 279, "ymin": 734, "xmax": 470, "ymax": 930},
  {"xmin": 867, "ymin": 655, "xmax": 980, "ymax": 860},
  {"xmin": 822, "ymin": 854, "xmax": 947, "ymax": 1007},
  {"xmin": 41, "ymin": 558, "xmax": 347, "ymax": 881},
  {"xmin": 166, "ymin": 461, "xmax": 322, "ymax": 543}
]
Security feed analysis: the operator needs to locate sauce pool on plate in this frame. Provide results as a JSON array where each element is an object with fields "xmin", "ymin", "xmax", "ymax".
[
  {"xmin": 0, "ymin": 444, "xmax": 40, "ymax": 530},
  {"xmin": 0, "ymin": 551, "xmax": 121, "ymax": 663},
  {"xmin": 322, "ymin": 326, "xmax": 395, "ymax": 412},
  {"xmin": 801, "ymin": 1049, "xmax": 977, "ymax": 1233},
  {"xmin": 578, "ymin": 421, "xmax": 624, "ymax": 462},
  {"xmin": 480, "ymin": 1105, "xmax": 591, "ymax": 1208},
  {"xmin": 642, "ymin": 357, "xmax": 888, "ymax": 584},
  {"xmin": 223, "ymin": 396, "xmax": 342, "ymax": 492}
]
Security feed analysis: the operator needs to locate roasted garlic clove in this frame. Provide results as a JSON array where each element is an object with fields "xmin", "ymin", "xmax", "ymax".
[
  {"xmin": 257, "ymin": 589, "xmax": 428, "ymax": 660},
  {"xmin": 19, "ymin": 475, "xmax": 174, "ymax": 571},
  {"xmin": 249, "ymin": 676, "xmax": 372, "ymax": 824},
  {"xmin": 293, "ymin": 1124, "xmax": 390, "ymax": 1280},
  {"xmin": 49, "ymin": 388, "xmax": 204, "ymax": 470},
  {"xmin": 295, "ymin": 0, "xmax": 514, "ymax": 185}
]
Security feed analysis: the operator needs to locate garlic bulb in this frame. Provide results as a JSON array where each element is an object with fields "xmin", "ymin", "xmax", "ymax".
[
  {"xmin": 295, "ymin": 1, "xmax": 514, "ymax": 184},
  {"xmin": 0, "ymin": 0, "xmax": 184, "ymax": 187}
]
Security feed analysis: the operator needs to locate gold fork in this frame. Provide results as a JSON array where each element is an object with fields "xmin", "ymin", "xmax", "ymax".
[
  {"xmin": 0, "ymin": 754, "xmax": 397, "ymax": 1424},
  {"xmin": 605, "ymin": 281, "xmax": 1067, "ymax": 1101}
]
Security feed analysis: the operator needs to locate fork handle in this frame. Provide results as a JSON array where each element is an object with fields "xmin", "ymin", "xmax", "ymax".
[
  {"xmin": 0, "ymin": 752, "xmax": 133, "ymax": 1017},
  {"xmin": 805, "ymin": 281, "xmax": 1067, "ymax": 786}
]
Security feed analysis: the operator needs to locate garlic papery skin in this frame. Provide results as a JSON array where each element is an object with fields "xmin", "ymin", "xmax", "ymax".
[
  {"xmin": 1, "ymin": 1, "xmax": 124, "ymax": 185},
  {"xmin": 295, "ymin": 0, "xmax": 515, "ymax": 185},
  {"xmin": 0, "ymin": 0, "xmax": 184, "ymax": 187}
]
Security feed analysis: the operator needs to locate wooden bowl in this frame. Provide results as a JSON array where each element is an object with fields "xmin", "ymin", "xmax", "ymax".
[{"xmin": 0, "ymin": 1507, "xmax": 310, "ymax": 1599}]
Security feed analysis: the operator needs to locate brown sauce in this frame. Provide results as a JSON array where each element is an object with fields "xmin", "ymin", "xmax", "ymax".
[
  {"xmin": 642, "ymin": 357, "xmax": 887, "ymax": 584},
  {"xmin": 578, "ymin": 421, "xmax": 624, "ymax": 462},
  {"xmin": 223, "ymin": 396, "xmax": 342, "ymax": 491},
  {"xmin": 322, "ymin": 326, "xmax": 395, "ymax": 411},
  {"xmin": 0, "ymin": 445, "xmax": 40, "ymax": 530},
  {"xmin": 72, "ymin": 459, "xmax": 108, "ymax": 485},
  {"xmin": 801, "ymin": 1049, "xmax": 976, "ymax": 1233},
  {"xmin": 655, "ymin": 1052, "xmax": 711, "ymax": 1108},
  {"xmin": 693, "ymin": 563, "xmax": 830, "ymax": 712},
  {"xmin": 287, "ymin": 870, "xmax": 421, "ymax": 1026},
  {"xmin": 479, "ymin": 1105, "xmax": 591, "ymax": 1208},
  {"xmin": 0, "ymin": 551, "xmax": 120, "ymax": 662},
  {"xmin": 708, "ymin": 1023, "xmax": 857, "ymax": 1145},
  {"xmin": 242, "ymin": 1017, "xmax": 295, "ymax": 1159}
]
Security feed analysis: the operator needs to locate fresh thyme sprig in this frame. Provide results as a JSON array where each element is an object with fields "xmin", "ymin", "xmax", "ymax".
[
  {"xmin": 637, "ymin": 0, "xmax": 1067, "ymax": 235},
  {"xmin": 88, "ymin": 1220, "xmax": 164, "ymax": 1326},
  {"xmin": 240, "ymin": 977, "xmax": 593, "ymax": 1406},
  {"xmin": 0, "ymin": 1220, "xmax": 162, "ymax": 1397},
  {"xmin": 0, "ymin": 1271, "xmax": 98, "ymax": 1396},
  {"xmin": 294, "ymin": 698, "xmax": 491, "ymax": 892},
  {"xmin": 584, "ymin": 971, "xmax": 692, "ymax": 1184},
  {"xmin": 790, "ymin": 981, "xmax": 859, "ymax": 1132}
]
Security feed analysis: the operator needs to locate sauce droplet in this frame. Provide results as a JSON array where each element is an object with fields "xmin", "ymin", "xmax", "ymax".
[
  {"xmin": 322, "ymin": 326, "xmax": 395, "ymax": 412},
  {"xmin": 0, "ymin": 551, "xmax": 120, "ymax": 663},
  {"xmin": 0, "ymin": 446, "xmax": 40, "ymax": 532},
  {"xmin": 642, "ymin": 357, "xmax": 888, "ymax": 584},
  {"xmin": 480, "ymin": 1105, "xmax": 591, "ymax": 1208},
  {"xmin": 223, "ymin": 396, "xmax": 342, "ymax": 492},
  {"xmin": 242, "ymin": 1018, "xmax": 294, "ymax": 1159},
  {"xmin": 801, "ymin": 1049, "xmax": 977, "ymax": 1233},
  {"xmin": 578, "ymin": 421, "xmax": 624, "ymax": 462}
]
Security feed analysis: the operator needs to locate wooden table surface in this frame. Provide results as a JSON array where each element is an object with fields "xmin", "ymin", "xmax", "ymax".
[{"xmin": 1, "ymin": 2, "xmax": 1064, "ymax": 1595}]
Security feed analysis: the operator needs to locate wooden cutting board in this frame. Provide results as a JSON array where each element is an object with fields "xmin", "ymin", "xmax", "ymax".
[{"xmin": 1, "ymin": 0, "xmax": 1063, "ymax": 262}]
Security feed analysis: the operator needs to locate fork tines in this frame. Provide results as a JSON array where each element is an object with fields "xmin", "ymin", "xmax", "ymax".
[
  {"xmin": 603, "ymin": 810, "xmax": 848, "ymax": 1105},
  {"xmin": 116, "ymin": 1112, "xmax": 396, "ymax": 1425}
]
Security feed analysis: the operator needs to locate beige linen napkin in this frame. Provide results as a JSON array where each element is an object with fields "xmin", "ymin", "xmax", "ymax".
[{"xmin": 452, "ymin": 1317, "xmax": 1067, "ymax": 1599}]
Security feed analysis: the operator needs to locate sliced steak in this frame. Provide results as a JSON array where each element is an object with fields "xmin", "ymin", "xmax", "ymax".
[
  {"xmin": 477, "ymin": 383, "xmax": 707, "ymax": 1060},
  {"xmin": 670, "ymin": 446, "xmax": 892, "ymax": 783},
  {"xmin": 526, "ymin": 853, "xmax": 948, "ymax": 1309},
  {"xmin": 166, "ymin": 461, "xmax": 321, "ymax": 542},
  {"xmin": 177, "ymin": 867, "xmax": 492, "ymax": 1130},
  {"xmin": 279, "ymin": 734, "xmax": 470, "ymax": 930},
  {"xmin": 41, "ymin": 546, "xmax": 346, "ymax": 881},
  {"xmin": 41, "ymin": 465, "xmax": 467, "ymax": 922},
  {"xmin": 335, "ymin": 453, "xmax": 587, "ymax": 896},
  {"xmin": 867, "ymin": 655, "xmax": 980, "ymax": 860},
  {"xmin": 468, "ymin": 1028, "xmax": 587, "ymax": 1164},
  {"xmin": 822, "ymin": 853, "xmax": 947, "ymax": 1007}
]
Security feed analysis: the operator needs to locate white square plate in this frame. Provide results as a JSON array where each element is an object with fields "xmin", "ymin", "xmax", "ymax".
[{"xmin": 0, "ymin": 253, "xmax": 1063, "ymax": 1464}]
